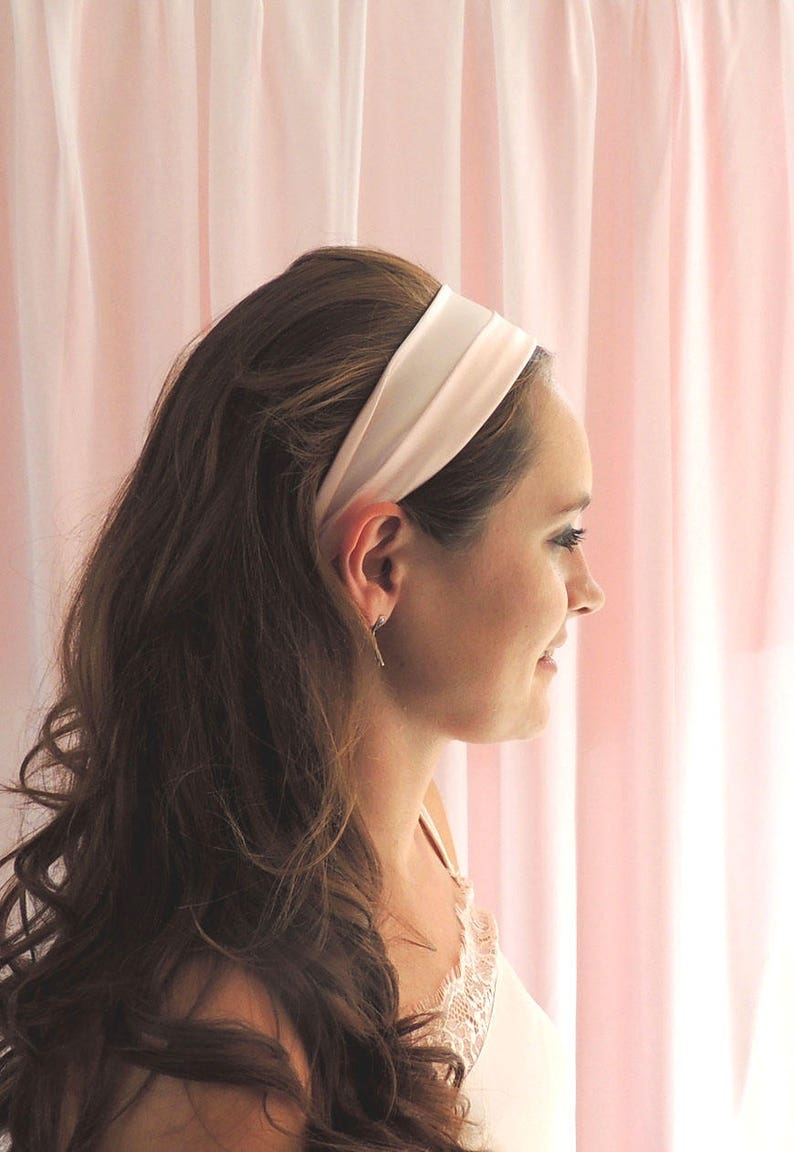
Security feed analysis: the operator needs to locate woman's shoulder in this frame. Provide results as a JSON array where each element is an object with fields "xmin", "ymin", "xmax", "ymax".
[{"xmin": 63, "ymin": 960, "xmax": 311, "ymax": 1152}]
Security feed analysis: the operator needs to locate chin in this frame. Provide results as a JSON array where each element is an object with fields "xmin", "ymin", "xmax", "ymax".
[
  {"xmin": 515, "ymin": 717, "xmax": 547, "ymax": 741},
  {"xmin": 492, "ymin": 707, "xmax": 549, "ymax": 743},
  {"xmin": 519, "ymin": 698, "xmax": 552, "ymax": 741}
]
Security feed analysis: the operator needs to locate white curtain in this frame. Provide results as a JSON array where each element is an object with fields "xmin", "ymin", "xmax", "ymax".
[{"xmin": 1, "ymin": 3, "xmax": 792, "ymax": 1150}]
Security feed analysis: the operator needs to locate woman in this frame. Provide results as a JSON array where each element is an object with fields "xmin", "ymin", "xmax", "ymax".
[{"xmin": 0, "ymin": 245, "xmax": 604, "ymax": 1151}]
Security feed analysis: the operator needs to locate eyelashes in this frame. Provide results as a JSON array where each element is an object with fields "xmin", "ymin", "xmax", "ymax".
[{"xmin": 555, "ymin": 527, "xmax": 587, "ymax": 552}]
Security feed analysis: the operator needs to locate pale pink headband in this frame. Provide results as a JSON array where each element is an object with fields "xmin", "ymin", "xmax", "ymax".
[{"xmin": 314, "ymin": 283, "xmax": 538, "ymax": 561}]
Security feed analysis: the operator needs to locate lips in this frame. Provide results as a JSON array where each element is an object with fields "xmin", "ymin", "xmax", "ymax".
[{"xmin": 543, "ymin": 633, "xmax": 567, "ymax": 658}]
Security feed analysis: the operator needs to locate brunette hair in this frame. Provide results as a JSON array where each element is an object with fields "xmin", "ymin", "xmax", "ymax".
[{"xmin": 0, "ymin": 245, "xmax": 552, "ymax": 1150}]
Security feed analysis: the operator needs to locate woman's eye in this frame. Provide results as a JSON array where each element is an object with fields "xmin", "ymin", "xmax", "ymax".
[{"xmin": 554, "ymin": 527, "xmax": 587, "ymax": 552}]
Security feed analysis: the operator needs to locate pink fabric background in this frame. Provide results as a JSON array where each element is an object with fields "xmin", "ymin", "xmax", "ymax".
[{"xmin": 2, "ymin": 3, "xmax": 793, "ymax": 1149}]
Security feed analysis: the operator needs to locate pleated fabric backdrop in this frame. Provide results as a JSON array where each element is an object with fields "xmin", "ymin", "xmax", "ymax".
[{"xmin": 1, "ymin": 3, "xmax": 793, "ymax": 1150}]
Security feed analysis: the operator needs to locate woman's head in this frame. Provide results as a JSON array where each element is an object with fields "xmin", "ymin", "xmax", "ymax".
[
  {"xmin": 0, "ymin": 245, "xmax": 580, "ymax": 1150},
  {"xmin": 335, "ymin": 384, "xmax": 605, "ymax": 745}
]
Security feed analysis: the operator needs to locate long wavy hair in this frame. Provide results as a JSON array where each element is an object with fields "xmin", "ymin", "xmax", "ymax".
[{"xmin": 0, "ymin": 245, "xmax": 552, "ymax": 1150}]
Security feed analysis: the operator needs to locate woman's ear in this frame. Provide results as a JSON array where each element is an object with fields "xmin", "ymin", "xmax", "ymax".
[{"xmin": 333, "ymin": 502, "xmax": 409, "ymax": 624}]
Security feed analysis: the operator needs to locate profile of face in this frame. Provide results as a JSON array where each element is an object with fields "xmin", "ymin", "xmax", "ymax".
[{"xmin": 338, "ymin": 385, "xmax": 606, "ymax": 745}]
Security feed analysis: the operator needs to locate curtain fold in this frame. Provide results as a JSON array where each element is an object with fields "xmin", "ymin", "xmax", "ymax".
[{"xmin": 2, "ymin": 3, "xmax": 791, "ymax": 1149}]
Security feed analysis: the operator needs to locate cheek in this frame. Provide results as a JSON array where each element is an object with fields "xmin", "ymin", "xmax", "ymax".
[
  {"xmin": 514, "ymin": 564, "xmax": 566, "ymax": 645},
  {"xmin": 468, "ymin": 569, "xmax": 516, "ymax": 641}
]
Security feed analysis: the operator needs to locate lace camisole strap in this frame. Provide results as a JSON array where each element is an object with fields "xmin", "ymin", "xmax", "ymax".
[
  {"xmin": 413, "ymin": 803, "xmax": 500, "ymax": 1077},
  {"xmin": 418, "ymin": 803, "xmax": 461, "ymax": 880}
]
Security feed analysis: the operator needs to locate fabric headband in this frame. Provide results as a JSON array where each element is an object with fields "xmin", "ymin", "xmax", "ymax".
[{"xmin": 314, "ymin": 282, "xmax": 538, "ymax": 560}]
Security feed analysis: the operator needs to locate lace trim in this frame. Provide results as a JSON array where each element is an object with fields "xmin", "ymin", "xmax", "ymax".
[{"xmin": 407, "ymin": 875, "xmax": 499, "ymax": 1075}]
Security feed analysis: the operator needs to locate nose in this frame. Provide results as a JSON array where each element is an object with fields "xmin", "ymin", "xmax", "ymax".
[{"xmin": 567, "ymin": 552, "xmax": 606, "ymax": 616}]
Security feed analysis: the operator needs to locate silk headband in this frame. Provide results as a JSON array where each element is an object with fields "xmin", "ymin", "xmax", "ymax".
[{"xmin": 314, "ymin": 282, "xmax": 538, "ymax": 560}]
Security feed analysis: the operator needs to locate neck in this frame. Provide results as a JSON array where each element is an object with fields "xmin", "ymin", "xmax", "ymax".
[{"xmin": 352, "ymin": 697, "xmax": 448, "ymax": 893}]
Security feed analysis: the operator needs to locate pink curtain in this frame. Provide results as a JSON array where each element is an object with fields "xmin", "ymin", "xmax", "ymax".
[{"xmin": 2, "ymin": 3, "xmax": 792, "ymax": 1149}]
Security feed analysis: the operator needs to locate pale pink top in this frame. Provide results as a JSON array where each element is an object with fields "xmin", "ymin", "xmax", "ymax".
[{"xmin": 413, "ymin": 805, "xmax": 569, "ymax": 1152}]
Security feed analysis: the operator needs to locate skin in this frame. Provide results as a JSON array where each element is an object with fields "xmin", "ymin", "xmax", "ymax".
[{"xmin": 332, "ymin": 384, "xmax": 606, "ymax": 895}]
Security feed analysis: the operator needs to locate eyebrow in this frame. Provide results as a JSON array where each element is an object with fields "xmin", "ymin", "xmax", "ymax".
[{"xmin": 553, "ymin": 494, "xmax": 592, "ymax": 517}]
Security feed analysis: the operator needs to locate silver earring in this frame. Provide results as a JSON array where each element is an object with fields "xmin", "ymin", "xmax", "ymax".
[{"xmin": 371, "ymin": 615, "xmax": 387, "ymax": 667}]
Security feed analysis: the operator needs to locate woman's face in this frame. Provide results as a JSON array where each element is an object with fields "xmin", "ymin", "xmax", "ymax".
[{"xmin": 386, "ymin": 386, "xmax": 606, "ymax": 742}]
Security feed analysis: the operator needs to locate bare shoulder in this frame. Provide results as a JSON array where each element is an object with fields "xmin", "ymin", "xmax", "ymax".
[
  {"xmin": 422, "ymin": 778, "xmax": 460, "ymax": 873},
  {"xmin": 67, "ymin": 961, "xmax": 311, "ymax": 1152}
]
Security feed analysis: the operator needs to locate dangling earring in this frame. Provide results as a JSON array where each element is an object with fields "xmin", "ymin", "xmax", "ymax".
[{"xmin": 371, "ymin": 615, "xmax": 387, "ymax": 667}]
